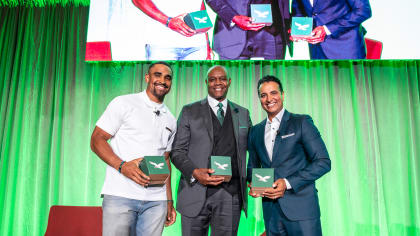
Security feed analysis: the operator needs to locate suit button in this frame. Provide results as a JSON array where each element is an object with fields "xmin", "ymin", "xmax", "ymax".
[{"xmin": 313, "ymin": 13, "xmax": 318, "ymax": 16}]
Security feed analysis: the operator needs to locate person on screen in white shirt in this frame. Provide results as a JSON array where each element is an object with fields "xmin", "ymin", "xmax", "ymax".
[
  {"xmin": 90, "ymin": 61, "xmax": 177, "ymax": 236},
  {"xmin": 132, "ymin": 0, "xmax": 210, "ymax": 60}
]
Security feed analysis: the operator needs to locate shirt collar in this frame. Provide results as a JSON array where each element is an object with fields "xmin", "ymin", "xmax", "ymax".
[
  {"xmin": 266, "ymin": 107, "xmax": 285, "ymax": 125},
  {"xmin": 207, "ymin": 95, "xmax": 227, "ymax": 108},
  {"xmin": 140, "ymin": 90, "xmax": 167, "ymax": 113}
]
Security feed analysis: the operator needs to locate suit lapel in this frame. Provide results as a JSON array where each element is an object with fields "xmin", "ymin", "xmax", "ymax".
[
  {"xmin": 200, "ymin": 99, "xmax": 214, "ymax": 144},
  {"xmin": 229, "ymin": 101, "xmax": 243, "ymax": 171},
  {"xmin": 229, "ymin": 101, "xmax": 240, "ymax": 149},
  {"xmin": 311, "ymin": 0, "xmax": 318, "ymax": 9},
  {"xmin": 256, "ymin": 119, "xmax": 272, "ymax": 164},
  {"xmin": 271, "ymin": 110, "xmax": 290, "ymax": 165}
]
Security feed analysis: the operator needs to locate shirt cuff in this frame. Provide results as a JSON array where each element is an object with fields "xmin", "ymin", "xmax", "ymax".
[
  {"xmin": 284, "ymin": 178, "xmax": 292, "ymax": 190},
  {"xmin": 190, "ymin": 176, "xmax": 196, "ymax": 184},
  {"xmin": 323, "ymin": 25, "xmax": 331, "ymax": 35}
]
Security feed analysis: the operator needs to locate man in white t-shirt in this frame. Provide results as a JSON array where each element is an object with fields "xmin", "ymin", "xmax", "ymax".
[
  {"xmin": 131, "ymin": 0, "xmax": 209, "ymax": 60},
  {"xmin": 91, "ymin": 61, "xmax": 177, "ymax": 236}
]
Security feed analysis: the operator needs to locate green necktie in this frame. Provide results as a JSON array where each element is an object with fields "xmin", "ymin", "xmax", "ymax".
[{"xmin": 217, "ymin": 103, "xmax": 224, "ymax": 125}]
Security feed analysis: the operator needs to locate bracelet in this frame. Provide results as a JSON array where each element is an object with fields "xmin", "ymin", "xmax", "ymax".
[
  {"xmin": 167, "ymin": 199, "xmax": 174, "ymax": 203},
  {"xmin": 118, "ymin": 161, "xmax": 126, "ymax": 173},
  {"xmin": 165, "ymin": 17, "xmax": 172, "ymax": 27}
]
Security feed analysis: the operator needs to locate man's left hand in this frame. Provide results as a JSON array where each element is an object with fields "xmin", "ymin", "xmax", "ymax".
[
  {"xmin": 307, "ymin": 26, "xmax": 326, "ymax": 44},
  {"xmin": 262, "ymin": 178, "xmax": 287, "ymax": 199},
  {"xmin": 165, "ymin": 201, "xmax": 176, "ymax": 226}
]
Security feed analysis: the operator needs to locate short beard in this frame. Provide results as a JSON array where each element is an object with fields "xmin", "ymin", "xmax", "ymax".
[{"xmin": 152, "ymin": 83, "xmax": 169, "ymax": 102}]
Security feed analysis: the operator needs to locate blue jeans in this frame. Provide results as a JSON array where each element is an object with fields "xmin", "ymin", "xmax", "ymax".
[
  {"xmin": 102, "ymin": 195, "xmax": 167, "ymax": 236},
  {"xmin": 145, "ymin": 44, "xmax": 207, "ymax": 60}
]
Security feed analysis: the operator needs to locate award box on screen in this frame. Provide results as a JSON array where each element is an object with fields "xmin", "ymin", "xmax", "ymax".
[
  {"xmin": 251, "ymin": 168, "xmax": 274, "ymax": 194},
  {"xmin": 210, "ymin": 155, "xmax": 232, "ymax": 182},
  {"xmin": 184, "ymin": 10, "xmax": 213, "ymax": 33},
  {"xmin": 138, "ymin": 156, "xmax": 169, "ymax": 186},
  {"xmin": 291, "ymin": 17, "xmax": 313, "ymax": 37},
  {"xmin": 250, "ymin": 4, "xmax": 273, "ymax": 25}
]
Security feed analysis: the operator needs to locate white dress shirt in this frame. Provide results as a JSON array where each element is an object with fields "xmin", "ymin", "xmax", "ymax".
[
  {"xmin": 264, "ymin": 108, "xmax": 291, "ymax": 189},
  {"xmin": 207, "ymin": 95, "xmax": 227, "ymax": 117}
]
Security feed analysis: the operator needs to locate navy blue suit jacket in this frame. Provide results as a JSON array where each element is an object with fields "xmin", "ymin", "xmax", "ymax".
[
  {"xmin": 247, "ymin": 110, "xmax": 331, "ymax": 220},
  {"xmin": 292, "ymin": 0, "xmax": 372, "ymax": 59},
  {"xmin": 206, "ymin": 0, "xmax": 290, "ymax": 59}
]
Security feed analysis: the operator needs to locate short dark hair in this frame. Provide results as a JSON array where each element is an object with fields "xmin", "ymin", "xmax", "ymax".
[
  {"xmin": 148, "ymin": 61, "xmax": 173, "ymax": 74},
  {"xmin": 257, "ymin": 75, "xmax": 284, "ymax": 94}
]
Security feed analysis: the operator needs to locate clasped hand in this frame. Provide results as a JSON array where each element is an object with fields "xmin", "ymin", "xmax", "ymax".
[
  {"xmin": 120, "ymin": 158, "xmax": 151, "ymax": 187},
  {"xmin": 192, "ymin": 168, "xmax": 224, "ymax": 186},
  {"xmin": 289, "ymin": 26, "xmax": 326, "ymax": 44},
  {"xmin": 168, "ymin": 13, "xmax": 197, "ymax": 37},
  {"xmin": 248, "ymin": 178, "xmax": 287, "ymax": 199},
  {"xmin": 232, "ymin": 15, "xmax": 266, "ymax": 31}
]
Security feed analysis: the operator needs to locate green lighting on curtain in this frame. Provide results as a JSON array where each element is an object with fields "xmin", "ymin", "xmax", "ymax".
[{"xmin": 1, "ymin": 6, "xmax": 420, "ymax": 236}]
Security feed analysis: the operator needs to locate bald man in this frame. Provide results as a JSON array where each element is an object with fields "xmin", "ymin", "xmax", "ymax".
[{"xmin": 171, "ymin": 66, "xmax": 252, "ymax": 235}]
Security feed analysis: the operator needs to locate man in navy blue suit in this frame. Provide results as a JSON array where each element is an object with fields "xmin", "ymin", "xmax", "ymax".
[
  {"xmin": 247, "ymin": 75, "xmax": 331, "ymax": 235},
  {"xmin": 291, "ymin": 0, "xmax": 372, "ymax": 59}
]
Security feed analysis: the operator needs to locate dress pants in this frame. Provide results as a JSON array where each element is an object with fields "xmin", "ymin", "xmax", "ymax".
[
  {"xmin": 264, "ymin": 200, "xmax": 322, "ymax": 236},
  {"xmin": 181, "ymin": 188, "xmax": 241, "ymax": 236},
  {"xmin": 219, "ymin": 31, "xmax": 286, "ymax": 60}
]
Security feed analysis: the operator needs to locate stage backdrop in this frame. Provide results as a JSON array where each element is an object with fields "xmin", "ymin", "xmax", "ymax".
[{"xmin": 1, "ymin": 6, "xmax": 420, "ymax": 236}]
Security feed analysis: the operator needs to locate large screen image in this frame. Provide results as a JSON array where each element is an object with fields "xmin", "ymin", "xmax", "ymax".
[{"xmin": 86, "ymin": 0, "xmax": 420, "ymax": 61}]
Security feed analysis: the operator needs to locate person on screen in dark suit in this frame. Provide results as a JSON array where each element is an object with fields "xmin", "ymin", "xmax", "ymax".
[
  {"xmin": 205, "ymin": 0, "xmax": 291, "ymax": 60},
  {"xmin": 247, "ymin": 75, "xmax": 331, "ymax": 236},
  {"xmin": 171, "ymin": 65, "xmax": 252, "ymax": 235},
  {"xmin": 291, "ymin": 0, "xmax": 372, "ymax": 59}
]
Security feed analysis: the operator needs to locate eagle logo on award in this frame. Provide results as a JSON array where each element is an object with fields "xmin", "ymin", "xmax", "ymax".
[
  {"xmin": 210, "ymin": 156, "xmax": 232, "ymax": 182},
  {"xmin": 138, "ymin": 156, "xmax": 169, "ymax": 186},
  {"xmin": 291, "ymin": 17, "xmax": 313, "ymax": 41},
  {"xmin": 184, "ymin": 10, "xmax": 213, "ymax": 33},
  {"xmin": 251, "ymin": 168, "xmax": 274, "ymax": 194},
  {"xmin": 250, "ymin": 4, "xmax": 273, "ymax": 25}
]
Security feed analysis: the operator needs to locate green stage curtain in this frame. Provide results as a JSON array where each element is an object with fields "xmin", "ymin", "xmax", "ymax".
[{"xmin": 1, "ymin": 6, "xmax": 419, "ymax": 236}]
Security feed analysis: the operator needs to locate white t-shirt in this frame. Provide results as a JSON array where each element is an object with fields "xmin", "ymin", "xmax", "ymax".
[
  {"xmin": 139, "ymin": 0, "xmax": 207, "ymax": 47},
  {"xmin": 96, "ymin": 91, "xmax": 176, "ymax": 201}
]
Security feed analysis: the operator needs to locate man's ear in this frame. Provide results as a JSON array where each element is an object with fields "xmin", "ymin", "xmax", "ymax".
[{"xmin": 145, "ymin": 74, "xmax": 150, "ymax": 84}]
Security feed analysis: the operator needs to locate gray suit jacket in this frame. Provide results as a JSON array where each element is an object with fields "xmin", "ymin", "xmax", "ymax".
[
  {"xmin": 206, "ymin": 0, "xmax": 291, "ymax": 59},
  {"xmin": 171, "ymin": 98, "xmax": 251, "ymax": 217}
]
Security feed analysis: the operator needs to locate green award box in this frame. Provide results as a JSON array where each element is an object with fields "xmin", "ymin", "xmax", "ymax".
[
  {"xmin": 250, "ymin": 4, "xmax": 273, "ymax": 25},
  {"xmin": 210, "ymin": 156, "xmax": 232, "ymax": 182},
  {"xmin": 138, "ymin": 156, "xmax": 169, "ymax": 186},
  {"xmin": 184, "ymin": 10, "xmax": 213, "ymax": 33},
  {"xmin": 251, "ymin": 168, "xmax": 274, "ymax": 194},
  {"xmin": 291, "ymin": 17, "xmax": 313, "ymax": 39}
]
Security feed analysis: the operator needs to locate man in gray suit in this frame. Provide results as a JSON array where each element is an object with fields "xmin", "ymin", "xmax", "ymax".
[
  {"xmin": 205, "ymin": 0, "xmax": 291, "ymax": 60},
  {"xmin": 171, "ymin": 65, "xmax": 251, "ymax": 236}
]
